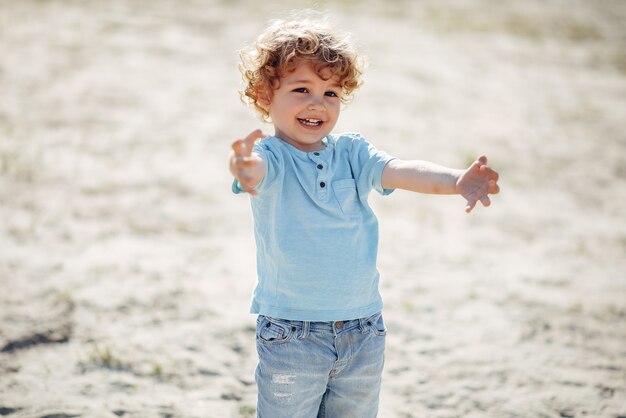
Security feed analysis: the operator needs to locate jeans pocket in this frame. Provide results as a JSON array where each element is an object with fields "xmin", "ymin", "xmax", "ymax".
[
  {"xmin": 257, "ymin": 316, "xmax": 294, "ymax": 345},
  {"xmin": 366, "ymin": 313, "xmax": 387, "ymax": 336}
]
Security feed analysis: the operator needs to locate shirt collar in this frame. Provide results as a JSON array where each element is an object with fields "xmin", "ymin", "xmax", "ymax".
[{"xmin": 271, "ymin": 135, "xmax": 334, "ymax": 160}]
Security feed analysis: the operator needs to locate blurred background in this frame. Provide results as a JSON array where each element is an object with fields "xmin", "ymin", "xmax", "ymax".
[{"xmin": 1, "ymin": 0, "xmax": 625, "ymax": 417}]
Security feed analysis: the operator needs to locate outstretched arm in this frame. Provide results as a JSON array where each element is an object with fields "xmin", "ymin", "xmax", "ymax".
[
  {"xmin": 381, "ymin": 155, "xmax": 500, "ymax": 213},
  {"xmin": 229, "ymin": 129, "xmax": 266, "ymax": 195}
]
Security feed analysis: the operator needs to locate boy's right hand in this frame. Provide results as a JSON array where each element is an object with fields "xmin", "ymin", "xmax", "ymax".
[{"xmin": 230, "ymin": 129, "xmax": 266, "ymax": 195}]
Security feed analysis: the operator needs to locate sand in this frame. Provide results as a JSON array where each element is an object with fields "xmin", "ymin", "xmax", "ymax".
[{"xmin": 1, "ymin": 0, "xmax": 625, "ymax": 417}]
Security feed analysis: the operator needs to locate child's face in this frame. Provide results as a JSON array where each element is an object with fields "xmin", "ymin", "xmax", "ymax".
[{"xmin": 265, "ymin": 60, "xmax": 341, "ymax": 152}]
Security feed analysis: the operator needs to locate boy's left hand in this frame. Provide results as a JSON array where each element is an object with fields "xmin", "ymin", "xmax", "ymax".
[{"xmin": 456, "ymin": 156, "xmax": 500, "ymax": 213}]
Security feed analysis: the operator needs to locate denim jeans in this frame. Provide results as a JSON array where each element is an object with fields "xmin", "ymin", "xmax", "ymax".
[{"xmin": 255, "ymin": 312, "xmax": 386, "ymax": 418}]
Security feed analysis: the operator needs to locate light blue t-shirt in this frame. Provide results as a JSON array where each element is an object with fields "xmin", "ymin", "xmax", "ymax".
[{"xmin": 233, "ymin": 132, "xmax": 395, "ymax": 321}]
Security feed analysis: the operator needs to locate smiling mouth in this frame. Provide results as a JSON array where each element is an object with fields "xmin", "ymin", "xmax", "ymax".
[{"xmin": 298, "ymin": 118, "xmax": 323, "ymax": 127}]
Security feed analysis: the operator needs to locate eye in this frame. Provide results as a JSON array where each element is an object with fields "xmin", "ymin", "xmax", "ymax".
[
  {"xmin": 325, "ymin": 91, "xmax": 339, "ymax": 98},
  {"xmin": 292, "ymin": 87, "xmax": 308, "ymax": 93}
]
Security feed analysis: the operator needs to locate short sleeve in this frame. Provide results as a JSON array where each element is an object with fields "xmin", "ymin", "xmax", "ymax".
[{"xmin": 349, "ymin": 134, "xmax": 396, "ymax": 197}]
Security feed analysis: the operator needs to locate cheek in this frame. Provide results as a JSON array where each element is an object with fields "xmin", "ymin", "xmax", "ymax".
[
  {"xmin": 276, "ymin": 94, "xmax": 303, "ymax": 109},
  {"xmin": 327, "ymin": 102, "xmax": 341, "ymax": 116}
]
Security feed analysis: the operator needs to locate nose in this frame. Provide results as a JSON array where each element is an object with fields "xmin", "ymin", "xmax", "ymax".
[{"xmin": 307, "ymin": 96, "xmax": 326, "ymax": 112}]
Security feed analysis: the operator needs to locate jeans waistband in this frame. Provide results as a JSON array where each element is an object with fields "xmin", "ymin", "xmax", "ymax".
[{"xmin": 262, "ymin": 312, "xmax": 381, "ymax": 337}]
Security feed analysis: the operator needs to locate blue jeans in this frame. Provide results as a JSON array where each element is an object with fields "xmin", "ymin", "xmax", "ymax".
[{"xmin": 255, "ymin": 312, "xmax": 386, "ymax": 418}]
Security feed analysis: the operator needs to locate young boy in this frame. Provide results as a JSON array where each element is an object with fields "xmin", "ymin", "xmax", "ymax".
[{"xmin": 229, "ymin": 17, "xmax": 499, "ymax": 418}]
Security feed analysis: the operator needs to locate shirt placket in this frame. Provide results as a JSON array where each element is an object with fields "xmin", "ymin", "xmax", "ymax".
[{"xmin": 309, "ymin": 151, "xmax": 328, "ymax": 200}]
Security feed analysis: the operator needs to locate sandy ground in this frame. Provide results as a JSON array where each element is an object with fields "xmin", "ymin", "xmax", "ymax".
[{"xmin": 1, "ymin": 0, "xmax": 625, "ymax": 417}]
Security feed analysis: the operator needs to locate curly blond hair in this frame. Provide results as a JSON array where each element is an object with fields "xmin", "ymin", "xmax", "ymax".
[{"xmin": 239, "ymin": 16, "xmax": 364, "ymax": 121}]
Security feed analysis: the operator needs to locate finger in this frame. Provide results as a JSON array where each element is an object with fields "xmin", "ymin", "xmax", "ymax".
[
  {"xmin": 243, "ymin": 186, "xmax": 257, "ymax": 196},
  {"xmin": 465, "ymin": 197, "xmax": 477, "ymax": 213},
  {"xmin": 243, "ymin": 129, "xmax": 265, "ymax": 156},
  {"xmin": 488, "ymin": 180, "xmax": 500, "ymax": 194},
  {"xmin": 469, "ymin": 157, "xmax": 489, "ymax": 176},
  {"xmin": 241, "ymin": 182, "xmax": 257, "ymax": 196},
  {"xmin": 235, "ymin": 157, "xmax": 258, "ymax": 168},
  {"xmin": 489, "ymin": 168, "xmax": 499, "ymax": 182},
  {"xmin": 232, "ymin": 130, "xmax": 264, "ymax": 157},
  {"xmin": 480, "ymin": 195, "xmax": 491, "ymax": 207},
  {"xmin": 467, "ymin": 159, "xmax": 483, "ymax": 175},
  {"xmin": 237, "ymin": 176, "xmax": 257, "ymax": 195},
  {"xmin": 232, "ymin": 139, "xmax": 246, "ymax": 156},
  {"xmin": 245, "ymin": 129, "xmax": 265, "ymax": 144},
  {"xmin": 480, "ymin": 165, "xmax": 499, "ymax": 181}
]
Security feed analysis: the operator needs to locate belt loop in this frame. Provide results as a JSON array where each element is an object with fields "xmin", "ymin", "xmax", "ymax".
[
  {"xmin": 359, "ymin": 317, "xmax": 368, "ymax": 334},
  {"xmin": 300, "ymin": 321, "xmax": 310, "ymax": 339}
]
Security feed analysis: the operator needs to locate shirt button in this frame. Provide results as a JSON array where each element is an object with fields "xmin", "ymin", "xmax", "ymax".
[
  {"xmin": 317, "ymin": 164, "xmax": 323, "ymax": 170},
  {"xmin": 313, "ymin": 152, "xmax": 320, "ymax": 156},
  {"xmin": 320, "ymin": 181, "xmax": 326, "ymax": 188}
]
